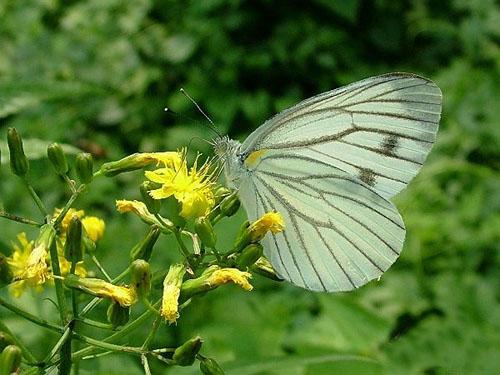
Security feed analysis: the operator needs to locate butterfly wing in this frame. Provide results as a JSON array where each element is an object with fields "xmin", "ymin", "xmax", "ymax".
[
  {"xmin": 241, "ymin": 73, "xmax": 442, "ymax": 199},
  {"xmin": 237, "ymin": 151, "xmax": 405, "ymax": 291},
  {"xmin": 234, "ymin": 73, "xmax": 441, "ymax": 291}
]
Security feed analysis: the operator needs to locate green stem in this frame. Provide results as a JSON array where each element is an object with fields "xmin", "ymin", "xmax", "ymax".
[
  {"xmin": 174, "ymin": 229, "xmax": 190, "ymax": 258},
  {"xmin": 70, "ymin": 300, "xmax": 160, "ymax": 363},
  {"xmin": 76, "ymin": 318, "xmax": 115, "ymax": 331},
  {"xmin": 0, "ymin": 211, "xmax": 42, "ymax": 226},
  {"xmin": 91, "ymin": 255, "xmax": 112, "ymax": 282},
  {"xmin": 141, "ymin": 315, "xmax": 161, "ymax": 350},
  {"xmin": 43, "ymin": 327, "xmax": 71, "ymax": 363},
  {"xmin": 141, "ymin": 354, "xmax": 152, "ymax": 375},
  {"xmin": 23, "ymin": 179, "xmax": 48, "ymax": 217},
  {"xmin": 142, "ymin": 298, "xmax": 160, "ymax": 315},
  {"xmin": 71, "ymin": 333, "xmax": 146, "ymax": 354},
  {"xmin": 48, "ymin": 239, "xmax": 68, "ymax": 324},
  {"xmin": 63, "ymin": 175, "xmax": 77, "ymax": 194},
  {"xmin": 52, "ymin": 185, "xmax": 86, "ymax": 229},
  {"xmin": 0, "ymin": 320, "xmax": 38, "ymax": 364},
  {"xmin": 0, "ymin": 296, "xmax": 63, "ymax": 333}
]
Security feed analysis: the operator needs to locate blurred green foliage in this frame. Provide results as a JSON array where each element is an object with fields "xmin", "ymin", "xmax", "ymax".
[{"xmin": 1, "ymin": 0, "xmax": 499, "ymax": 374}]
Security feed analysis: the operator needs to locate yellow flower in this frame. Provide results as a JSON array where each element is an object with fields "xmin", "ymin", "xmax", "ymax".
[
  {"xmin": 115, "ymin": 199, "xmax": 170, "ymax": 228},
  {"xmin": 248, "ymin": 212, "xmax": 285, "ymax": 242},
  {"xmin": 59, "ymin": 255, "xmax": 87, "ymax": 278},
  {"xmin": 116, "ymin": 199, "xmax": 150, "ymax": 216},
  {"xmin": 53, "ymin": 208, "xmax": 105, "ymax": 243},
  {"xmin": 6, "ymin": 233, "xmax": 36, "ymax": 297},
  {"xmin": 161, "ymin": 263, "xmax": 186, "ymax": 324},
  {"xmin": 53, "ymin": 208, "xmax": 85, "ymax": 235},
  {"xmin": 64, "ymin": 275, "xmax": 137, "ymax": 307},
  {"xmin": 145, "ymin": 149, "xmax": 216, "ymax": 219},
  {"xmin": 81, "ymin": 216, "xmax": 106, "ymax": 242},
  {"xmin": 7, "ymin": 226, "xmax": 56, "ymax": 296},
  {"xmin": 181, "ymin": 266, "xmax": 253, "ymax": 300},
  {"xmin": 206, "ymin": 267, "xmax": 253, "ymax": 291}
]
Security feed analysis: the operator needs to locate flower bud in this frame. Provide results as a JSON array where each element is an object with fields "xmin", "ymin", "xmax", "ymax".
[
  {"xmin": 107, "ymin": 301, "xmax": 130, "ymax": 329},
  {"xmin": 172, "ymin": 336, "xmax": 203, "ymax": 366},
  {"xmin": 251, "ymin": 256, "xmax": 282, "ymax": 281},
  {"xmin": 161, "ymin": 263, "xmax": 186, "ymax": 324},
  {"xmin": 199, "ymin": 356, "xmax": 224, "ymax": 375},
  {"xmin": 0, "ymin": 345, "xmax": 22, "ymax": 375},
  {"xmin": 7, "ymin": 127, "xmax": 29, "ymax": 177},
  {"xmin": 219, "ymin": 192, "xmax": 240, "ymax": 217},
  {"xmin": 47, "ymin": 143, "xmax": 69, "ymax": 175},
  {"xmin": 99, "ymin": 153, "xmax": 153, "ymax": 177},
  {"xmin": 214, "ymin": 186, "xmax": 230, "ymax": 205},
  {"xmin": 140, "ymin": 181, "xmax": 161, "ymax": 214},
  {"xmin": 130, "ymin": 260, "xmax": 151, "ymax": 298},
  {"xmin": 75, "ymin": 152, "xmax": 94, "ymax": 184},
  {"xmin": 64, "ymin": 215, "xmax": 83, "ymax": 263},
  {"xmin": 194, "ymin": 216, "xmax": 216, "ymax": 248},
  {"xmin": 64, "ymin": 275, "xmax": 136, "ymax": 307},
  {"xmin": 82, "ymin": 234, "xmax": 96, "ymax": 254},
  {"xmin": 0, "ymin": 254, "xmax": 13, "ymax": 287},
  {"xmin": 129, "ymin": 226, "xmax": 161, "ymax": 261},
  {"xmin": 249, "ymin": 212, "xmax": 284, "ymax": 242},
  {"xmin": 236, "ymin": 243, "xmax": 263, "ymax": 269},
  {"xmin": 0, "ymin": 333, "xmax": 14, "ymax": 352},
  {"xmin": 233, "ymin": 220, "xmax": 250, "ymax": 251},
  {"xmin": 181, "ymin": 266, "xmax": 252, "ymax": 300}
]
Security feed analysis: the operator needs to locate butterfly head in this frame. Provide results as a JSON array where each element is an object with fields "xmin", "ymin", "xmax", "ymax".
[{"xmin": 212, "ymin": 136, "xmax": 244, "ymax": 189}]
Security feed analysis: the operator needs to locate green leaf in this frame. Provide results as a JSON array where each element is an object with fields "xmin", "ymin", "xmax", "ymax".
[{"xmin": 285, "ymin": 295, "xmax": 391, "ymax": 354}]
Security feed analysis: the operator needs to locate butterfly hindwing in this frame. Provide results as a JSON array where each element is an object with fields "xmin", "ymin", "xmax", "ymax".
[{"xmin": 236, "ymin": 149, "xmax": 405, "ymax": 291}]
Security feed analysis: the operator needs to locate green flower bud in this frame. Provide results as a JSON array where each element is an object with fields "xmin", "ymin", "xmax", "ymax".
[
  {"xmin": 64, "ymin": 215, "xmax": 83, "ymax": 263},
  {"xmin": 172, "ymin": 336, "xmax": 203, "ymax": 366},
  {"xmin": 82, "ymin": 234, "xmax": 96, "ymax": 254},
  {"xmin": 130, "ymin": 226, "xmax": 161, "ymax": 261},
  {"xmin": 75, "ymin": 152, "xmax": 94, "ymax": 184},
  {"xmin": 214, "ymin": 187, "xmax": 230, "ymax": 205},
  {"xmin": 0, "ymin": 345, "xmax": 22, "ymax": 375},
  {"xmin": 251, "ymin": 256, "xmax": 282, "ymax": 281},
  {"xmin": 47, "ymin": 143, "xmax": 69, "ymax": 175},
  {"xmin": 236, "ymin": 243, "xmax": 263, "ymax": 269},
  {"xmin": 107, "ymin": 301, "xmax": 130, "ymax": 329},
  {"xmin": 0, "ymin": 254, "xmax": 13, "ymax": 287},
  {"xmin": 233, "ymin": 220, "xmax": 251, "ymax": 251},
  {"xmin": 194, "ymin": 216, "xmax": 217, "ymax": 248},
  {"xmin": 130, "ymin": 259, "xmax": 151, "ymax": 298},
  {"xmin": 7, "ymin": 127, "xmax": 29, "ymax": 177},
  {"xmin": 200, "ymin": 356, "xmax": 225, "ymax": 375},
  {"xmin": 219, "ymin": 192, "xmax": 240, "ymax": 217},
  {"xmin": 99, "ymin": 153, "xmax": 153, "ymax": 177},
  {"xmin": 0, "ymin": 333, "xmax": 14, "ymax": 352},
  {"xmin": 140, "ymin": 181, "xmax": 161, "ymax": 214}
]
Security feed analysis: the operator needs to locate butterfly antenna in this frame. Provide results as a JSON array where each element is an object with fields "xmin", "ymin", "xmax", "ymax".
[{"xmin": 180, "ymin": 88, "xmax": 223, "ymax": 139}]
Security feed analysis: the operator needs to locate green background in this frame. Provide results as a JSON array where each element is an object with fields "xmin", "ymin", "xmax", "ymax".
[{"xmin": 1, "ymin": 0, "xmax": 499, "ymax": 374}]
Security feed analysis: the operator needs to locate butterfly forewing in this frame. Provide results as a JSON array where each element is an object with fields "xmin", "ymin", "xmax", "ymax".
[{"xmin": 241, "ymin": 73, "xmax": 442, "ymax": 199}]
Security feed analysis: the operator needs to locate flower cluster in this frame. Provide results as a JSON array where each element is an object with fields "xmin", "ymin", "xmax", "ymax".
[
  {"xmin": 5, "ymin": 209, "xmax": 105, "ymax": 297},
  {"xmin": 0, "ymin": 130, "xmax": 286, "ymax": 375}
]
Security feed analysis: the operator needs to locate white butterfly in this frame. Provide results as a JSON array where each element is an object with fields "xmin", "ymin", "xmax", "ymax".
[{"xmin": 214, "ymin": 73, "xmax": 442, "ymax": 292}]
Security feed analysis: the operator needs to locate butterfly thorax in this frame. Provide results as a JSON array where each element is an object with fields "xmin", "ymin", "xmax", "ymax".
[{"xmin": 213, "ymin": 136, "xmax": 245, "ymax": 189}]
